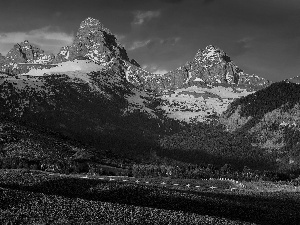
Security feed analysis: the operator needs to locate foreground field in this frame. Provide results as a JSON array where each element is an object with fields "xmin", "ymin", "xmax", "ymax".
[{"xmin": 1, "ymin": 170, "xmax": 300, "ymax": 224}]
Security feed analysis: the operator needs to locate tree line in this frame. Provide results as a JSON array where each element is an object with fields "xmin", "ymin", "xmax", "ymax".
[{"xmin": 1, "ymin": 156, "xmax": 299, "ymax": 184}]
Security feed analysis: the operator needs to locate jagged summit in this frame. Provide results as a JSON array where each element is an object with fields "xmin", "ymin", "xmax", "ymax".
[
  {"xmin": 55, "ymin": 17, "xmax": 130, "ymax": 64},
  {"xmin": 187, "ymin": 45, "xmax": 241, "ymax": 84},
  {"xmin": 194, "ymin": 45, "xmax": 232, "ymax": 66},
  {"xmin": 0, "ymin": 40, "xmax": 54, "ymax": 75},
  {"xmin": 79, "ymin": 17, "xmax": 111, "ymax": 34},
  {"xmin": 6, "ymin": 40, "xmax": 53, "ymax": 64}
]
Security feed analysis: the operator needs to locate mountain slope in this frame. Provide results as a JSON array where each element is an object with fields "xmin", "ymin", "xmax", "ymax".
[
  {"xmin": 0, "ymin": 119, "xmax": 94, "ymax": 169},
  {"xmin": 0, "ymin": 57, "xmax": 187, "ymax": 161},
  {"xmin": 220, "ymin": 81, "xmax": 300, "ymax": 171}
]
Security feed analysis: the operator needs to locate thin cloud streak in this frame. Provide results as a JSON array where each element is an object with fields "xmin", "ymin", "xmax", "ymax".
[
  {"xmin": 128, "ymin": 37, "xmax": 181, "ymax": 51},
  {"xmin": 128, "ymin": 40, "xmax": 151, "ymax": 50},
  {"xmin": 132, "ymin": 10, "xmax": 161, "ymax": 25}
]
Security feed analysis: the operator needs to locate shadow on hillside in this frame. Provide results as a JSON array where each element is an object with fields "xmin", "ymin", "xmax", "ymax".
[
  {"xmin": 233, "ymin": 82, "xmax": 300, "ymax": 118},
  {"xmin": 229, "ymin": 82, "xmax": 300, "ymax": 132},
  {"xmin": 157, "ymin": 122, "xmax": 276, "ymax": 170},
  {"xmin": 1, "ymin": 177, "xmax": 300, "ymax": 224},
  {"xmin": 156, "ymin": 147, "xmax": 275, "ymax": 171}
]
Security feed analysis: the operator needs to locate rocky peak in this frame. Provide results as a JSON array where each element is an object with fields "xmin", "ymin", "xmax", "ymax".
[
  {"xmin": 6, "ymin": 40, "xmax": 53, "ymax": 64},
  {"xmin": 0, "ymin": 40, "xmax": 55, "ymax": 75},
  {"xmin": 56, "ymin": 17, "xmax": 130, "ymax": 64},
  {"xmin": 78, "ymin": 17, "xmax": 111, "ymax": 34},
  {"xmin": 194, "ymin": 45, "xmax": 232, "ymax": 69},
  {"xmin": 190, "ymin": 45, "xmax": 271, "ymax": 86}
]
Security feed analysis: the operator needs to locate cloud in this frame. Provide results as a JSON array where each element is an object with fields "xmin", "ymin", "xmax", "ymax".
[
  {"xmin": 128, "ymin": 39, "xmax": 151, "ymax": 50},
  {"xmin": 128, "ymin": 37, "xmax": 181, "ymax": 51},
  {"xmin": 160, "ymin": 37, "xmax": 181, "ymax": 45},
  {"xmin": 132, "ymin": 10, "xmax": 161, "ymax": 25},
  {"xmin": 0, "ymin": 26, "xmax": 74, "ymax": 55},
  {"xmin": 237, "ymin": 37, "xmax": 253, "ymax": 49},
  {"xmin": 142, "ymin": 64, "xmax": 168, "ymax": 74}
]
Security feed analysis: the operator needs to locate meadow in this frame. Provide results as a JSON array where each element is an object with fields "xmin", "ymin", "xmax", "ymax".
[{"xmin": 1, "ymin": 169, "xmax": 300, "ymax": 224}]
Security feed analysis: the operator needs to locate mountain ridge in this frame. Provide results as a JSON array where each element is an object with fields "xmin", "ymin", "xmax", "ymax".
[{"xmin": 0, "ymin": 17, "xmax": 270, "ymax": 90}]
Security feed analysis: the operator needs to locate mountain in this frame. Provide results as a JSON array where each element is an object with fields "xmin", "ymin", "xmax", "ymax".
[{"xmin": 1, "ymin": 16, "xmax": 294, "ymax": 172}]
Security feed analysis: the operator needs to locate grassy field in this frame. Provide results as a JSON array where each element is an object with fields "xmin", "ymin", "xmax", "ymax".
[{"xmin": 1, "ymin": 169, "xmax": 300, "ymax": 224}]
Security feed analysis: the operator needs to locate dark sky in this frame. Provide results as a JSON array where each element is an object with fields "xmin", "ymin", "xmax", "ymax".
[{"xmin": 0, "ymin": 0, "xmax": 300, "ymax": 81}]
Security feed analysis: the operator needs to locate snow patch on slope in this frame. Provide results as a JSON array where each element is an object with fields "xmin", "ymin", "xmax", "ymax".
[
  {"xmin": 157, "ymin": 85, "xmax": 254, "ymax": 123},
  {"xmin": 21, "ymin": 60, "xmax": 103, "ymax": 76},
  {"xmin": 124, "ymin": 90, "xmax": 158, "ymax": 118}
]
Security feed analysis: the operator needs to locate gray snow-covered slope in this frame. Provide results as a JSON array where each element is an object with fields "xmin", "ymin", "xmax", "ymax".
[{"xmin": 157, "ymin": 84, "xmax": 256, "ymax": 123}]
